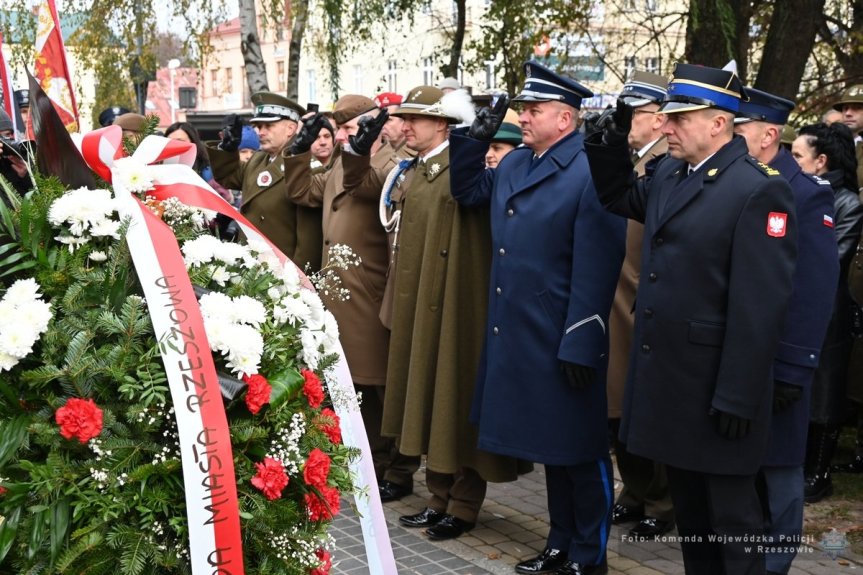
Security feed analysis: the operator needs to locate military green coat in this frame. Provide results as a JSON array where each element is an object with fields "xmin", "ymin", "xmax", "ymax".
[
  {"xmin": 208, "ymin": 145, "xmax": 321, "ymax": 270},
  {"xmin": 379, "ymin": 145, "xmax": 530, "ymax": 482}
]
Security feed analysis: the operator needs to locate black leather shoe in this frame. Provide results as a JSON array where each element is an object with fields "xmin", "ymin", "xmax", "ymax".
[
  {"xmin": 424, "ymin": 514, "xmax": 475, "ymax": 540},
  {"xmin": 398, "ymin": 507, "xmax": 444, "ymax": 528},
  {"xmin": 611, "ymin": 503, "xmax": 644, "ymax": 524},
  {"xmin": 628, "ymin": 517, "xmax": 674, "ymax": 537},
  {"xmin": 378, "ymin": 480, "xmax": 411, "ymax": 502},
  {"xmin": 804, "ymin": 472, "xmax": 833, "ymax": 503},
  {"xmin": 554, "ymin": 559, "xmax": 608, "ymax": 575},
  {"xmin": 832, "ymin": 455, "xmax": 863, "ymax": 473},
  {"xmin": 515, "ymin": 547, "xmax": 568, "ymax": 574}
]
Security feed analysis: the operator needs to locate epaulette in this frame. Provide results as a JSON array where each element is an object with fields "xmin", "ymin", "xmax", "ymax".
[
  {"xmin": 809, "ymin": 174, "xmax": 832, "ymax": 186},
  {"xmin": 745, "ymin": 156, "xmax": 782, "ymax": 177}
]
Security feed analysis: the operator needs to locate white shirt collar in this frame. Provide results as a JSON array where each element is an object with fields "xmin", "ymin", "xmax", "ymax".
[
  {"xmin": 689, "ymin": 150, "xmax": 719, "ymax": 173},
  {"xmin": 637, "ymin": 137, "xmax": 662, "ymax": 159},
  {"xmin": 420, "ymin": 140, "xmax": 449, "ymax": 162}
]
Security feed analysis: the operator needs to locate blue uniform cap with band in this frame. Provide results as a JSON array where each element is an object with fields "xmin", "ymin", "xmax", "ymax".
[
  {"xmin": 734, "ymin": 86, "xmax": 795, "ymax": 125},
  {"xmin": 619, "ymin": 70, "xmax": 668, "ymax": 108},
  {"xmin": 512, "ymin": 60, "xmax": 593, "ymax": 110},
  {"xmin": 658, "ymin": 63, "xmax": 744, "ymax": 114}
]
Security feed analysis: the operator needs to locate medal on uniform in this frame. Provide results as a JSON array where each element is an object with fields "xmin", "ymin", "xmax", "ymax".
[{"xmin": 257, "ymin": 170, "xmax": 272, "ymax": 187}]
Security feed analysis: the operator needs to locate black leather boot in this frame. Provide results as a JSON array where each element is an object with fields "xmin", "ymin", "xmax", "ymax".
[{"xmin": 804, "ymin": 424, "xmax": 839, "ymax": 503}]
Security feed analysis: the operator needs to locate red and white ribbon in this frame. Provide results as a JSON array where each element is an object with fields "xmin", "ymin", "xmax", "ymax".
[{"xmin": 75, "ymin": 126, "xmax": 396, "ymax": 574}]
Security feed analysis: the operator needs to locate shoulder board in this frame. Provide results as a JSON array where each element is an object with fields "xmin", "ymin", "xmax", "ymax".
[
  {"xmin": 745, "ymin": 156, "xmax": 782, "ymax": 177},
  {"xmin": 809, "ymin": 174, "xmax": 832, "ymax": 186}
]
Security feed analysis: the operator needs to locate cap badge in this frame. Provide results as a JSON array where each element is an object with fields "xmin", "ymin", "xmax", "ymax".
[
  {"xmin": 428, "ymin": 163, "xmax": 441, "ymax": 177},
  {"xmin": 411, "ymin": 90, "xmax": 423, "ymax": 101},
  {"xmin": 257, "ymin": 171, "xmax": 273, "ymax": 187},
  {"xmin": 767, "ymin": 212, "xmax": 787, "ymax": 237},
  {"xmin": 851, "ymin": 86, "xmax": 863, "ymax": 96}
]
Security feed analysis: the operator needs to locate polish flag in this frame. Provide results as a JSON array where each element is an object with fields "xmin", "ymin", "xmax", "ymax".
[
  {"xmin": 0, "ymin": 33, "xmax": 23, "ymax": 139},
  {"xmin": 33, "ymin": 0, "xmax": 79, "ymax": 133}
]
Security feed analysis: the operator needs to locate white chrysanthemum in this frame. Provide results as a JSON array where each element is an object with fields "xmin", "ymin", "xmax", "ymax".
[
  {"xmin": 0, "ymin": 351, "xmax": 17, "ymax": 371},
  {"xmin": 0, "ymin": 323, "xmax": 38, "ymax": 358},
  {"xmin": 322, "ymin": 310, "xmax": 340, "ymax": 345},
  {"xmin": 5, "ymin": 278, "xmax": 40, "ymax": 305},
  {"xmin": 16, "ymin": 301, "xmax": 52, "ymax": 332},
  {"xmin": 113, "ymin": 157, "xmax": 154, "ymax": 193},
  {"xmin": 214, "ymin": 242, "xmax": 251, "ymax": 266},
  {"xmin": 267, "ymin": 286, "xmax": 283, "ymax": 301},
  {"xmin": 274, "ymin": 294, "xmax": 311, "ymax": 326},
  {"xmin": 55, "ymin": 235, "xmax": 89, "ymax": 251},
  {"xmin": 181, "ymin": 235, "xmax": 223, "ymax": 267},
  {"xmin": 48, "ymin": 188, "xmax": 117, "ymax": 236},
  {"xmin": 89, "ymin": 219, "xmax": 122, "ymax": 239},
  {"xmin": 210, "ymin": 266, "xmax": 231, "ymax": 287},
  {"xmin": 198, "ymin": 292, "xmax": 234, "ymax": 317},
  {"xmin": 0, "ymin": 301, "xmax": 15, "ymax": 323},
  {"xmin": 223, "ymin": 324, "xmax": 264, "ymax": 376},
  {"xmin": 300, "ymin": 330, "xmax": 321, "ymax": 370},
  {"xmin": 231, "ymin": 295, "xmax": 267, "ymax": 327},
  {"xmin": 89, "ymin": 250, "xmax": 108, "ymax": 262},
  {"xmin": 299, "ymin": 289, "xmax": 326, "ymax": 327}
]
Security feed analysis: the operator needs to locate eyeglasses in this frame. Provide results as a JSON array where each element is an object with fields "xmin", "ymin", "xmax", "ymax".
[{"xmin": 632, "ymin": 109, "xmax": 659, "ymax": 115}]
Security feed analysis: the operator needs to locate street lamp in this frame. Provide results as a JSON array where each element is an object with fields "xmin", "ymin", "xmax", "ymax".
[{"xmin": 168, "ymin": 58, "xmax": 181, "ymax": 124}]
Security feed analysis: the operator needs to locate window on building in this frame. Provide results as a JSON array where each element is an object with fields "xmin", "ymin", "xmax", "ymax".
[
  {"xmin": 624, "ymin": 56, "xmax": 636, "ymax": 78},
  {"xmin": 241, "ymin": 66, "xmax": 249, "ymax": 105},
  {"xmin": 387, "ymin": 60, "xmax": 398, "ymax": 92},
  {"xmin": 422, "ymin": 57, "xmax": 434, "ymax": 86},
  {"xmin": 485, "ymin": 60, "xmax": 496, "ymax": 90},
  {"xmin": 452, "ymin": 1, "xmax": 459, "ymax": 24},
  {"xmin": 210, "ymin": 69, "xmax": 218, "ymax": 97},
  {"xmin": 277, "ymin": 61, "xmax": 286, "ymax": 91},
  {"xmin": 645, "ymin": 0, "xmax": 657, "ymax": 11},
  {"xmin": 421, "ymin": 0, "xmax": 431, "ymax": 15},
  {"xmin": 353, "ymin": 64, "xmax": 363, "ymax": 93},
  {"xmin": 225, "ymin": 67, "xmax": 233, "ymax": 94},
  {"xmin": 307, "ymin": 69, "xmax": 316, "ymax": 102},
  {"xmin": 644, "ymin": 56, "xmax": 660, "ymax": 74}
]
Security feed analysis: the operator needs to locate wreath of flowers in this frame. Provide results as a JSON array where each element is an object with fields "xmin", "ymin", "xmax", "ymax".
[{"xmin": 0, "ymin": 142, "xmax": 360, "ymax": 574}]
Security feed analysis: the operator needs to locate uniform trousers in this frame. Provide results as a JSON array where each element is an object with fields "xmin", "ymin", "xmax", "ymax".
[
  {"xmin": 359, "ymin": 385, "xmax": 420, "ymax": 488},
  {"xmin": 611, "ymin": 419, "xmax": 674, "ymax": 522},
  {"xmin": 545, "ymin": 458, "xmax": 613, "ymax": 565},
  {"xmin": 666, "ymin": 466, "xmax": 765, "ymax": 575},
  {"xmin": 756, "ymin": 466, "xmax": 804, "ymax": 575},
  {"xmin": 426, "ymin": 466, "xmax": 487, "ymax": 523}
]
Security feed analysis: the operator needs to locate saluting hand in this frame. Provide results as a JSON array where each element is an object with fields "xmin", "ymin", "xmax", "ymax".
[
  {"xmin": 596, "ymin": 98, "xmax": 633, "ymax": 147},
  {"xmin": 289, "ymin": 112, "xmax": 326, "ymax": 155},
  {"xmin": 349, "ymin": 109, "xmax": 389, "ymax": 156},
  {"xmin": 219, "ymin": 113, "xmax": 244, "ymax": 152},
  {"xmin": 469, "ymin": 93, "xmax": 511, "ymax": 141}
]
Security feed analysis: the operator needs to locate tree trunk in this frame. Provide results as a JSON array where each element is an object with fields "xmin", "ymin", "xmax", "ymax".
[
  {"xmin": 287, "ymin": 0, "xmax": 309, "ymax": 101},
  {"xmin": 684, "ymin": 0, "xmax": 739, "ymax": 68},
  {"xmin": 239, "ymin": 0, "xmax": 269, "ymax": 95},
  {"xmin": 443, "ymin": 0, "xmax": 466, "ymax": 79},
  {"xmin": 755, "ymin": 0, "xmax": 827, "ymax": 99}
]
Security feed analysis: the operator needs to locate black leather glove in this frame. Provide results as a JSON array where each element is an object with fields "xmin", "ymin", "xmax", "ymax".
[
  {"xmin": 596, "ymin": 98, "xmax": 633, "ymax": 147},
  {"xmin": 290, "ymin": 113, "xmax": 326, "ymax": 155},
  {"xmin": 582, "ymin": 110, "xmax": 603, "ymax": 139},
  {"xmin": 560, "ymin": 361, "xmax": 596, "ymax": 390},
  {"xmin": 468, "ymin": 93, "xmax": 511, "ymax": 141},
  {"xmin": 773, "ymin": 381, "xmax": 803, "ymax": 413},
  {"xmin": 710, "ymin": 407, "xmax": 752, "ymax": 440},
  {"xmin": 349, "ymin": 109, "xmax": 389, "ymax": 156},
  {"xmin": 219, "ymin": 113, "xmax": 244, "ymax": 152}
]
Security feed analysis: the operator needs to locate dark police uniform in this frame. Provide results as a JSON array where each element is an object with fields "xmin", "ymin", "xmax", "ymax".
[
  {"xmin": 585, "ymin": 64, "xmax": 797, "ymax": 575},
  {"xmin": 736, "ymin": 87, "xmax": 839, "ymax": 575},
  {"xmin": 451, "ymin": 61, "xmax": 626, "ymax": 572}
]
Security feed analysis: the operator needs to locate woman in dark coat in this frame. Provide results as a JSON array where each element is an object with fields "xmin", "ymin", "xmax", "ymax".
[{"xmin": 791, "ymin": 121, "xmax": 863, "ymax": 501}]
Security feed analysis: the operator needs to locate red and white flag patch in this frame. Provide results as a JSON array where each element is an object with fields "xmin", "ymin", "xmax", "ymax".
[
  {"xmin": 824, "ymin": 214, "xmax": 834, "ymax": 228},
  {"xmin": 767, "ymin": 212, "xmax": 787, "ymax": 237}
]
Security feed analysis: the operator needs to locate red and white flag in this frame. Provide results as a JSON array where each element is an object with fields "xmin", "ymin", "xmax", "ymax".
[
  {"xmin": 0, "ymin": 33, "xmax": 23, "ymax": 138},
  {"xmin": 34, "ymin": 0, "xmax": 79, "ymax": 132}
]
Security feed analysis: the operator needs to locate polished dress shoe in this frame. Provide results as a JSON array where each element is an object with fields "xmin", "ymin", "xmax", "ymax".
[
  {"xmin": 832, "ymin": 454, "xmax": 863, "ymax": 473},
  {"xmin": 515, "ymin": 547, "xmax": 568, "ymax": 574},
  {"xmin": 378, "ymin": 480, "xmax": 411, "ymax": 502},
  {"xmin": 611, "ymin": 503, "xmax": 644, "ymax": 524},
  {"xmin": 399, "ymin": 507, "xmax": 444, "ymax": 528},
  {"xmin": 554, "ymin": 559, "xmax": 608, "ymax": 575},
  {"xmin": 425, "ymin": 514, "xmax": 475, "ymax": 540},
  {"xmin": 629, "ymin": 517, "xmax": 674, "ymax": 537}
]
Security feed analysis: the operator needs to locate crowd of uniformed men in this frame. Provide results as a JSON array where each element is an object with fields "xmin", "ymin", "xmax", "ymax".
[{"xmin": 33, "ymin": 59, "xmax": 863, "ymax": 575}]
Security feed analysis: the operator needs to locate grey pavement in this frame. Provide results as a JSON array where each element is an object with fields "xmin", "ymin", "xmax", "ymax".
[{"xmin": 331, "ymin": 464, "xmax": 862, "ymax": 574}]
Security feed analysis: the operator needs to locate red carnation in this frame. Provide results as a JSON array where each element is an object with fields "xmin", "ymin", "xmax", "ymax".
[
  {"xmin": 305, "ymin": 485, "xmax": 341, "ymax": 521},
  {"xmin": 301, "ymin": 368, "xmax": 324, "ymax": 408},
  {"xmin": 0, "ymin": 486, "xmax": 7, "ymax": 496},
  {"xmin": 55, "ymin": 398, "xmax": 104, "ymax": 444},
  {"xmin": 251, "ymin": 457, "xmax": 289, "ymax": 500},
  {"xmin": 316, "ymin": 408, "xmax": 342, "ymax": 444},
  {"xmin": 310, "ymin": 548, "xmax": 332, "ymax": 575},
  {"xmin": 303, "ymin": 448, "xmax": 331, "ymax": 488},
  {"xmin": 242, "ymin": 373, "xmax": 272, "ymax": 415}
]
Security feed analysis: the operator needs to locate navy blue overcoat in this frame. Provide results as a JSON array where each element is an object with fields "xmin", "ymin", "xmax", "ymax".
[{"xmin": 450, "ymin": 129, "xmax": 625, "ymax": 466}]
